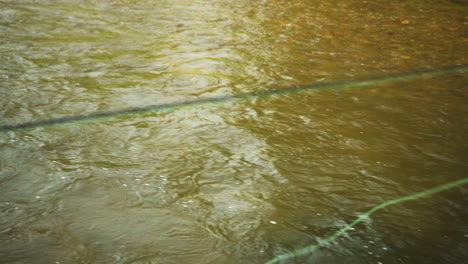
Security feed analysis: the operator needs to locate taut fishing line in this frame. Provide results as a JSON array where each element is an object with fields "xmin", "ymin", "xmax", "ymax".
[
  {"xmin": 0, "ymin": 64, "xmax": 466, "ymax": 132},
  {"xmin": 264, "ymin": 178, "xmax": 468, "ymax": 264}
]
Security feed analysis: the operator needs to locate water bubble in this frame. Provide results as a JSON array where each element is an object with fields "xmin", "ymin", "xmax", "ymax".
[
  {"xmin": 35, "ymin": 196, "xmax": 40, "ymax": 199},
  {"xmin": 316, "ymin": 213, "xmax": 321, "ymax": 216},
  {"xmin": 122, "ymin": 184, "xmax": 127, "ymax": 187}
]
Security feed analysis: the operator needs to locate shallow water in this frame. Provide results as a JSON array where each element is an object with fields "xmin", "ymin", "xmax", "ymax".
[{"xmin": 0, "ymin": 0, "xmax": 467, "ymax": 263}]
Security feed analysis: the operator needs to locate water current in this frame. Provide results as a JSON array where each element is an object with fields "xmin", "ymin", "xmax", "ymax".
[{"xmin": 0, "ymin": 0, "xmax": 467, "ymax": 263}]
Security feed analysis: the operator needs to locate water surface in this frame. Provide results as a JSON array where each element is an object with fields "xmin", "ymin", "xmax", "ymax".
[{"xmin": 1, "ymin": 0, "xmax": 467, "ymax": 263}]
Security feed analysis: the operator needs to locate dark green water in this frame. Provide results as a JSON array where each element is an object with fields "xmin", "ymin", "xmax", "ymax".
[{"xmin": 1, "ymin": 0, "xmax": 467, "ymax": 263}]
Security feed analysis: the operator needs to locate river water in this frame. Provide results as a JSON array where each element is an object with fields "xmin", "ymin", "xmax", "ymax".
[{"xmin": 0, "ymin": 0, "xmax": 467, "ymax": 263}]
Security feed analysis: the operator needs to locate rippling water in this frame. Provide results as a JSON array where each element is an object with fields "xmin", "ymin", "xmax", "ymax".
[{"xmin": 1, "ymin": 0, "xmax": 467, "ymax": 263}]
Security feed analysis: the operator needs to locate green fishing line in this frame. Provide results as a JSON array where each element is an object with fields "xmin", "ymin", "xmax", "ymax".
[
  {"xmin": 265, "ymin": 178, "xmax": 468, "ymax": 264},
  {"xmin": 0, "ymin": 65, "xmax": 466, "ymax": 132}
]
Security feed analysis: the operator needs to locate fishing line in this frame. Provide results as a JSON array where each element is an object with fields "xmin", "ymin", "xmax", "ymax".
[
  {"xmin": 264, "ymin": 178, "xmax": 468, "ymax": 264},
  {"xmin": 0, "ymin": 64, "xmax": 466, "ymax": 132}
]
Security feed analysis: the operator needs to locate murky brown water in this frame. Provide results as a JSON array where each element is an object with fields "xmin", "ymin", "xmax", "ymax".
[{"xmin": 1, "ymin": 0, "xmax": 467, "ymax": 263}]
